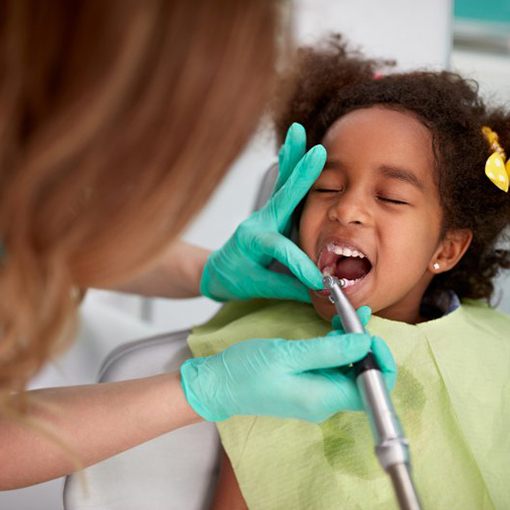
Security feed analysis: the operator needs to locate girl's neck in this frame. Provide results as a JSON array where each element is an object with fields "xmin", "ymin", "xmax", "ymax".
[{"xmin": 375, "ymin": 300, "xmax": 425, "ymax": 325}]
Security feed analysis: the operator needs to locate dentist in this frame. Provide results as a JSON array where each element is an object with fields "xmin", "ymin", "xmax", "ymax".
[{"xmin": 0, "ymin": 0, "xmax": 395, "ymax": 489}]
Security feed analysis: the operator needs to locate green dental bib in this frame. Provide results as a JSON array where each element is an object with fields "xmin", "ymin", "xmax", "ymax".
[{"xmin": 188, "ymin": 300, "xmax": 510, "ymax": 509}]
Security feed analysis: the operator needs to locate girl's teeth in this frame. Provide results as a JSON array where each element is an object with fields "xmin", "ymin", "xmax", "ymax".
[
  {"xmin": 319, "ymin": 265, "xmax": 364, "ymax": 288},
  {"xmin": 328, "ymin": 243, "xmax": 342, "ymax": 255},
  {"xmin": 326, "ymin": 243, "xmax": 366, "ymax": 259},
  {"xmin": 340, "ymin": 277, "xmax": 362, "ymax": 288}
]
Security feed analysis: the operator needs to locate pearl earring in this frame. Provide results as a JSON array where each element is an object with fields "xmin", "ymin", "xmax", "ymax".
[{"xmin": 433, "ymin": 262, "xmax": 440, "ymax": 271}]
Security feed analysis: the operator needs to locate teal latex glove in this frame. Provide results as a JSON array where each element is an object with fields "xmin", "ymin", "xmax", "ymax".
[
  {"xmin": 200, "ymin": 123, "xmax": 326, "ymax": 303},
  {"xmin": 180, "ymin": 326, "xmax": 397, "ymax": 423}
]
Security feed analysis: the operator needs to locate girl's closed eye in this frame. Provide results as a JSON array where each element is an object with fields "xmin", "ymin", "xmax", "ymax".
[
  {"xmin": 375, "ymin": 185, "xmax": 413, "ymax": 206},
  {"xmin": 311, "ymin": 179, "xmax": 345, "ymax": 194},
  {"xmin": 377, "ymin": 195, "xmax": 410, "ymax": 206}
]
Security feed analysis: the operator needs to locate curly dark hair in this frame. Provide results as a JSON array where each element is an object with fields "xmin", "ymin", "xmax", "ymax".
[{"xmin": 273, "ymin": 36, "xmax": 510, "ymax": 303}]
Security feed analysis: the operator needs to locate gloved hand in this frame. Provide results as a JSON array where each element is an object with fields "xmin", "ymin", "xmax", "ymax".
[
  {"xmin": 180, "ymin": 322, "xmax": 397, "ymax": 423},
  {"xmin": 200, "ymin": 123, "xmax": 326, "ymax": 303}
]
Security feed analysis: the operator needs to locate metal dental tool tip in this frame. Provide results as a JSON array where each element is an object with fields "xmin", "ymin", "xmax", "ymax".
[{"xmin": 322, "ymin": 275, "xmax": 422, "ymax": 510}]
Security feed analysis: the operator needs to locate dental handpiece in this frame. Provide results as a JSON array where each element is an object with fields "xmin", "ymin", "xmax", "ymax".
[{"xmin": 322, "ymin": 276, "xmax": 422, "ymax": 510}]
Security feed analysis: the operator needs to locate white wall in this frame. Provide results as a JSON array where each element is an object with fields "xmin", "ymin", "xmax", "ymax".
[{"xmin": 294, "ymin": 0, "xmax": 452, "ymax": 70}]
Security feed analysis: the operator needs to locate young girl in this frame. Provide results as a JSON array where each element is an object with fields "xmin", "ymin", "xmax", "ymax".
[{"xmin": 188, "ymin": 38, "xmax": 510, "ymax": 509}]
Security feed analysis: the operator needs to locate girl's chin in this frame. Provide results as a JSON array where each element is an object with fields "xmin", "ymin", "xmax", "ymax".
[{"xmin": 309, "ymin": 293, "xmax": 338, "ymax": 322}]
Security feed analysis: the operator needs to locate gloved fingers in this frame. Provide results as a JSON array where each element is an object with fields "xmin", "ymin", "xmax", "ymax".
[
  {"xmin": 284, "ymin": 333, "xmax": 371, "ymax": 372},
  {"xmin": 270, "ymin": 144, "xmax": 327, "ymax": 229},
  {"xmin": 245, "ymin": 266, "xmax": 313, "ymax": 303},
  {"xmin": 288, "ymin": 369, "xmax": 360, "ymax": 422},
  {"xmin": 202, "ymin": 257, "xmax": 312, "ymax": 302},
  {"xmin": 275, "ymin": 123, "xmax": 307, "ymax": 194},
  {"xmin": 313, "ymin": 368, "xmax": 363, "ymax": 414},
  {"xmin": 371, "ymin": 336, "xmax": 398, "ymax": 391},
  {"xmin": 255, "ymin": 231, "xmax": 323, "ymax": 290},
  {"xmin": 331, "ymin": 305, "xmax": 372, "ymax": 332}
]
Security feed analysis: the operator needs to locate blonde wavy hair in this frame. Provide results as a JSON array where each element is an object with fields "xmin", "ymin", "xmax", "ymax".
[{"xmin": 0, "ymin": 0, "xmax": 282, "ymax": 411}]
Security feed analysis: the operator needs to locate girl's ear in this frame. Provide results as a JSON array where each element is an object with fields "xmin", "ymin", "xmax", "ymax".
[{"xmin": 429, "ymin": 229, "xmax": 473, "ymax": 274}]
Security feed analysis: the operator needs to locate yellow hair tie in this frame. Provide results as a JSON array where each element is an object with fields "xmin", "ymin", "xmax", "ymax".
[{"xmin": 482, "ymin": 126, "xmax": 509, "ymax": 192}]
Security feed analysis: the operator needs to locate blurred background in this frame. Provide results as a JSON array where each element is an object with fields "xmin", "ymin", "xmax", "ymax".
[{"xmin": 2, "ymin": 0, "xmax": 509, "ymax": 508}]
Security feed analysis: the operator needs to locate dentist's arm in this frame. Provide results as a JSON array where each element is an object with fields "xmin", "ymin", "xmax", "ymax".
[
  {"xmin": 0, "ymin": 373, "xmax": 200, "ymax": 490},
  {"xmin": 0, "ymin": 325, "xmax": 396, "ymax": 489},
  {"xmin": 111, "ymin": 239, "xmax": 209, "ymax": 298}
]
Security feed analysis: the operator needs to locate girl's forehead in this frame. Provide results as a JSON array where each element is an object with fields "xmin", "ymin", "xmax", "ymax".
[
  {"xmin": 322, "ymin": 106, "xmax": 437, "ymax": 185},
  {"xmin": 323, "ymin": 106, "xmax": 434, "ymax": 158},
  {"xmin": 324, "ymin": 106, "xmax": 432, "ymax": 144}
]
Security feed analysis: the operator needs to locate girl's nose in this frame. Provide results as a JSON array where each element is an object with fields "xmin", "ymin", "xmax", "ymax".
[{"xmin": 327, "ymin": 191, "xmax": 370, "ymax": 226}]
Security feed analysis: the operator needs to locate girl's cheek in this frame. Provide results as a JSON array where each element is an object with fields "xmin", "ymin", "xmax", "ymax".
[{"xmin": 298, "ymin": 207, "xmax": 317, "ymax": 255}]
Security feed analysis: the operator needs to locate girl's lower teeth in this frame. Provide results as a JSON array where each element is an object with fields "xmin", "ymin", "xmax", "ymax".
[
  {"xmin": 321, "ymin": 267, "xmax": 363, "ymax": 288},
  {"xmin": 340, "ymin": 277, "xmax": 362, "ymax": 288}
]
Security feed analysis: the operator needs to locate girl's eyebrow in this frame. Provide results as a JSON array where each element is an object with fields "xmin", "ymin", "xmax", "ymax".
[
  {"xmin": 378, "ymin": 165, "xmax": 425, "ymax": 191},
  {"xmin": 324, "ymin": 159, "xmax": 425, "ymax": 192}
]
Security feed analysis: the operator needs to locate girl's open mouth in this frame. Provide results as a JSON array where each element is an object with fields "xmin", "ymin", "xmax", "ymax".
[{"xmin": 316, "ymin": 242, "xmax": 372, "ymax": 294}]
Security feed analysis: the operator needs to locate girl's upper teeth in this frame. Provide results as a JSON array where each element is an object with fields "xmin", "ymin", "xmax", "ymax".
[{"xmin": 327, "ymin": 243, "xmax": 365, "ymax": 258}]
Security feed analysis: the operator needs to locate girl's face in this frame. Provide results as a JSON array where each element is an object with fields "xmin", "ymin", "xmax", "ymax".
[{"xmin": 299, "ymin": 106, "xmax": 445, "ymax": 323}]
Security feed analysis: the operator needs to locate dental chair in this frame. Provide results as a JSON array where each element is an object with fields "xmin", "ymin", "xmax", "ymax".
[{"xmin": 63, "ymin": 164, "xmax": 279, "ymax": 510}]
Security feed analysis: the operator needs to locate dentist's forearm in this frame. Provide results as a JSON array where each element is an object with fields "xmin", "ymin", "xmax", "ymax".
[
  {"xmin": 0, "ymin": 372, "xmax": 201, "ymax": 490},
  {"xmin": 109, "ymin": 240, "xmax": 210, "ymax": 298}
]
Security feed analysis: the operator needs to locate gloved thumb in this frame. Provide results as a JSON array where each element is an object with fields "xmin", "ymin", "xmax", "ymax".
[
  {"xmin": 331, "ymin": 305, "xmax": 372, "ymax": 332},
  {"xmin": 371, "ymin": 336, "xmax": 398, "ymax": 390},
  {"xmin": 283, "ymin": 333, "xmax": 371, "ymax": 372}
]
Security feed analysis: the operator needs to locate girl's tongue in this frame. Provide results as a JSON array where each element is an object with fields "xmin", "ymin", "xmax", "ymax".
[{"xmin": 335, "ymin": 257, "xmax": 370, "ymax": 280}]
